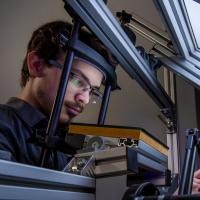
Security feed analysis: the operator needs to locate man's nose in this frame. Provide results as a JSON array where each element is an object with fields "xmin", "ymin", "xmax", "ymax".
[{"xmin": 75, "ymin": 90, "xmax": 90, "ymax": 105}]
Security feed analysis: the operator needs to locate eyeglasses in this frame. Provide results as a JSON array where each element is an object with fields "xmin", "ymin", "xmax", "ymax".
[
  {"xmin": 69, "ymin": 72, "xmax": 103, "ymax": 99},
  {"xmin": 48, "ymin": 59, "xmax": 103, "ymax": 101}
]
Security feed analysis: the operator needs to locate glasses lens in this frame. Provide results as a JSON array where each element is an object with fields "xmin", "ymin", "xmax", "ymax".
[
  {"xmin": 89, "ymin": 88, "xmax": 103, "ymax": 104},
  {"xmin": 70, "ymin": 72, "xmax": 103, "ymax": 103},
  {"xmin": 70, "ymin": 73, "xmax": 87, "ymax": 89},
  {"xmin": 91, "ymin": 89, "xmax": 102, "ymax": 99}
]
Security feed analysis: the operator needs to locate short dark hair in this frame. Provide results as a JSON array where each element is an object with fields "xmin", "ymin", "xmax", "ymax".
[{"xmin": 20, "ymin": 20, "xmax": 117, "ymax": 87}]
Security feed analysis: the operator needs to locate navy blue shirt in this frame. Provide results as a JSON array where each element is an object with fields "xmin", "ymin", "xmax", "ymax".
[{"xmin": 0, "ymin": 97, "xmax": 69, "ymax": 170}]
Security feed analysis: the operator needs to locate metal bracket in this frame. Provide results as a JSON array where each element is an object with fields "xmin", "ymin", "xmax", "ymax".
[{"xmin": 158, "ymin": 108, "xmax": 176, "ymax": 134}]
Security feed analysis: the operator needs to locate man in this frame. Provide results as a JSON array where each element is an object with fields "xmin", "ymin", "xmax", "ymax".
[{"xmin": 0, "ymin": 20, "xmax": 117, "ymax": 170}]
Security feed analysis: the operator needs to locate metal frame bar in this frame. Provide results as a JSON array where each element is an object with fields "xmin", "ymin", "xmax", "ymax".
[
  {"xmin": 65, "ymin": 0, "xmax": 174, "ymax": 110},
  {"xmin": 128, "ymin": 23, "xmax": 176, "ymax": 55},
  {"xmin": 0, "ymin": 186, "xmax": 94, "ymax": 200},
  {"xmin": 0, "ymin": 159, "xmax": 95, "ymax": 200},
  {"xmin": 0, "ymin": 159, "xmax": 94, "ymax": 189},
  {"xmin": 163, "ymin": 68, "xmax": 179, "ymax": 175},
  {"xmin": 154, "ymin": 0, "xmax": 190, "ymax": 57},
  {"xmin": 154, "ymin": 0, "xmax": 200, "ymax": 178},
  {"xmin": 39, "ymin": 20, "xmax": 81, "ymax": 167},
  {"xmin": 179, "ymin": 129, "xmax": 199, "ymax": 195},
  {"xmin": 160, "ymin": 56, "xmax": 200, "ymax": 89},
  {"xmin": 98, "ymin": 83, "xmax": 112, "ymax": 125},
  {"xmin": 154, "ymin": 0, "xmax": 200, "ymax": 62}
]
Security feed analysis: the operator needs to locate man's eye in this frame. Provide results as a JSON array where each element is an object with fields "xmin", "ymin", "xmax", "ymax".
[{"xmin": 71, "ymin": 77, "xmax": 83, "ymax": 87}]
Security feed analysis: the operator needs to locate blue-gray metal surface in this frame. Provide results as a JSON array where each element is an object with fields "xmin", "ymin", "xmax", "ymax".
[
  {"xmin": 154, "ymin": 0, "xmax": 200, "ymax": 88},
  {"xmin": 0, "ymin": 185, "xmax": 94, "ymax": 200},
  {"xmin": 0, "ymin": 159, "xmax": 95, "ymax": 199},
  {"xmin": 0, "ymin": 159, "xmax": 94, "ymax": 188},
  {"xmin": 136, "ymin": 140, "xmax": 168, "ymax": 165},
  {"xmin": 154, "ymin": 0, "xmax": 190, "ymax": 57},
  {"xmin": 137, "ymin": 153, "xmax": 167, "ymax": 172},
  {"xmin": 160, "ymin": 56, "xmax": 200, "ymax": 89}
]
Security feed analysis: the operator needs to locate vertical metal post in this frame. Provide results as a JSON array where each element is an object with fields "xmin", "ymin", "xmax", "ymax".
[
  {"xmin": 97, "ymin": 83, "xmax": 112, "ymax": 125},
  {"xmin": 179, "ymin": 129, "xmax": 199, "ymax": 195},
  {"xmin": 164, "ymin": 68, "xmax": 179, "ymax": 174},
  {"xmin": 39, "ymin": 20, "xmax": 81, "ymax": 167}
]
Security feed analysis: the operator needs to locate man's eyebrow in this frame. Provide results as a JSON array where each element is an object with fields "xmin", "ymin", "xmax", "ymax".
[{"xmin": 71, "ymin": 68, "xmax": 100, "ymax": 89}]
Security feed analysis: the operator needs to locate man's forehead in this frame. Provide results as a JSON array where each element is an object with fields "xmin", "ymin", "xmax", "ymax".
[
  {"xmin": 72, "ymin": 58, "xmax": 104, "ymax": 86},
  {"xmin": 74, "ymin": 57, "xmax": 105, "ymax": 77},
  {"xmin": 59, "ymin": 53, "xmax": 106, "ymax": 80}
]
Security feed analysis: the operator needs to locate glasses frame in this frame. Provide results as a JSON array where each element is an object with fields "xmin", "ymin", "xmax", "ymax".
[{"xmin": 48, "ymin": 59, "xmax": 103, "ymax": 100}]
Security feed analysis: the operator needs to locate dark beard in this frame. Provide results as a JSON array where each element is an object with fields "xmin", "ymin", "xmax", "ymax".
[{"xmin": 65, "ymin": 101, "xmax": 84, "ymax": 117}]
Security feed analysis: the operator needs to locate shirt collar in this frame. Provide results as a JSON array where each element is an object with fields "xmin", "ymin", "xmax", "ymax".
[{"xmin": 6, "ymin": 97, "xmax": 47, "ymax": 128}]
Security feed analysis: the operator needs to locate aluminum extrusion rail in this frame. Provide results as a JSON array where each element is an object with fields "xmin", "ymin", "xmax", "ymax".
[{"xmin": 0, "ymin": 159, "xmax": 95, "ymax": 200}]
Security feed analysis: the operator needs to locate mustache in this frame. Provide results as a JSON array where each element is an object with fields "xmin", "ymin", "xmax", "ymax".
[{"xmin": 65, "ymin": 101, "xmax": 84, "ymax": 113}]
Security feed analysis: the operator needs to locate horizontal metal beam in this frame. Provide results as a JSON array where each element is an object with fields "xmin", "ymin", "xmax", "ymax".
[
  {"xmin": 0, "ymin": 185, "xmax": 94, "ymax": 200},
  {"xmin": 65, "ymin": 0, "xmax": 174, "ymax": 110},
  {"xmin": 0, "ymin": 159, "xmax": 95, "ymax": 189},
  {"xmin": 160, "ymin": 56, "xmax": 200, "ymax": 89},
  {"xmin": 154, "ymin": 0, "xmax": 200, "ymax": 91}
]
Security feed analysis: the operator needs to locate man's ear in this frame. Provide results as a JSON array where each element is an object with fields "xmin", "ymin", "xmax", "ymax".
[{"xmin": 27, "ymin": 51, "xmax": 45, "ymax": 77}]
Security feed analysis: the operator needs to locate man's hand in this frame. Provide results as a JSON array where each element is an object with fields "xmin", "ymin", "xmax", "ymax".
[{"xmin": 193, "ymin": 169, "xmax": 200, "ymax": 193}]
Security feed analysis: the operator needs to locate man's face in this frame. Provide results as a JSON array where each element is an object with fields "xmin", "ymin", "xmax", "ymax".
[{"xmin": 34, "ymin": 55, "xmax": 103, "ymax": 124}]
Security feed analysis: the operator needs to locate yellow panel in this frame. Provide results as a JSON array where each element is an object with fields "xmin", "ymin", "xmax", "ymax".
[{"xmin": 69, "ymin": 124, "xmax": 168, "ymax": 156}]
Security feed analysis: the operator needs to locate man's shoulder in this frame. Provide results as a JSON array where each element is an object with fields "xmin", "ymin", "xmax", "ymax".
[
  {"xmin": 0, "ymin": 102, "xmax": 30, "ymax": 143},
  {"xmin": 0, "ymin": 103, "xmax": 20, "ymax": 123},
  {"xmin": 0, "ymin": 103, "xmax": 17, "ymax": 115},
  {"xmin": 0, "ymin": 103, "xmax": 23, "ymax": 144}
]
